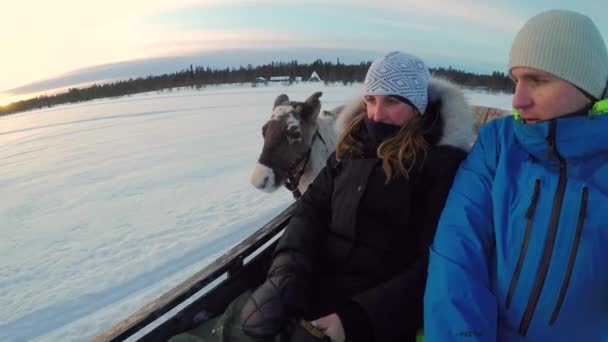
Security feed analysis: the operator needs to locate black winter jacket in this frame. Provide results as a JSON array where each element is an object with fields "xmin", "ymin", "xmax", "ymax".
[{"xmin": 275, "ymin": 78, "xmax": 473, "ymax": 341}]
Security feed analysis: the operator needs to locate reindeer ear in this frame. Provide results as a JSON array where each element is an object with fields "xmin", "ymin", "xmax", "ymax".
[
  {"xmin": 300, "ymin": 92, "xmax": 322, "ymax": 122},
  {"xmin": 305, "ymin": 92, "xmax": 322, "ymax": 106},
  {"xmin": 273, "ymin": 94, "xmax": 289, "ymax": 109}
]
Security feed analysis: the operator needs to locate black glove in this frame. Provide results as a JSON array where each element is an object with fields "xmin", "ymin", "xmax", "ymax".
[
  {"xmin": 289, "ymin": 320, "xmax": 332, "ymax": 342},
  {"xmin": 240, "ymin": 251, "xmax": 312, "ymax": 339}
]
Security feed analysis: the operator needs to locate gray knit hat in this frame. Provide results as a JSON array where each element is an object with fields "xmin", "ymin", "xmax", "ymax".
[
  {"xmin": 509, "ymin": 10, "xmax": 608, "ymax": 99},
  {"xmin": 364, "ymin": 51, "xmax": 430, "ymax": 114}
]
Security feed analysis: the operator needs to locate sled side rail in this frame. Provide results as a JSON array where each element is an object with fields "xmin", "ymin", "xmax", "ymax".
[
  {"xmin": 93, "ymin": 202, "xmax": 298, "ymax": 342},
  {"xmin": 472, "ymin": 105, "xmax": 510, "ymax": 132}
]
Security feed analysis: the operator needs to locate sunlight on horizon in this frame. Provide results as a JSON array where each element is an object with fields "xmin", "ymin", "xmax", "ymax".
[
  {"xmin": 0, "ymin": 94, "xmax": 12, "ymax": 107},
  {"xmin": 0, "ymin": 93, "xmax": 33, "ymax": 107}
]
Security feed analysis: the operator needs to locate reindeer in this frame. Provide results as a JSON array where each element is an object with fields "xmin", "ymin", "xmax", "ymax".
[
  {"xmin": 251, "ymin": 89, "xmax": 509, "ymax": 199},
  {"xmin": 250, "ymin": 92, "xmax": 343, "ymax": 199}
]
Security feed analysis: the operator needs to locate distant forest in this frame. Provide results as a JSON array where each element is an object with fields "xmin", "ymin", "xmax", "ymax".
[{"xmin": 0, "ymin": 59, "xmax": 514, "ymax": 116}]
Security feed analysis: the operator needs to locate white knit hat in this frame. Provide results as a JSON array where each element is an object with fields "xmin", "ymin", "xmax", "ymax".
[
  {"xmin": 509, "ymin": 10, "xmax": 608, "ymax": 99},
  {"xmin": 364, "ymin": 51, "xmax": 430, "ymax": 114}
]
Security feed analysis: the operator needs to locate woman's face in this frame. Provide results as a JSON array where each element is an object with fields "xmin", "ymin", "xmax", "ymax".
[{"xmin": 364, "ymin": 95, "xmax": 417, "ymax": 126}]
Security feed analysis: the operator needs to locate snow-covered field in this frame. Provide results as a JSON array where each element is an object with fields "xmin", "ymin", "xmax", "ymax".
[{"xmin": 0, "ymin": 82, "xmax": 512, "ymax": 341}]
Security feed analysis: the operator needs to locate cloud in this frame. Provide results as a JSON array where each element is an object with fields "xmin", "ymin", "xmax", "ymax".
[
  {"xmin": 134, "ymin": 30, "xmax": 301, "ymax": 55},
  {"xmin": 0, "ymin": 47, "xmax": 383, "ymax": 98},
  {"xmin": 345, "ymin": 0, "xmax": 525, "ymax": 31},
  {"xmin": 0, "ymin": 0, "xmax": 524, "ymax": 92},
  {"xmin": 0, "ymin": 0, "xmax": 266, "ymax": 91}
]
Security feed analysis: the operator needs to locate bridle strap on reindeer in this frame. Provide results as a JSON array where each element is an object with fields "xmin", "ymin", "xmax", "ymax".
[{"xmin": 284, "ymin": 130, "xmax": 326, "ymax": 199}]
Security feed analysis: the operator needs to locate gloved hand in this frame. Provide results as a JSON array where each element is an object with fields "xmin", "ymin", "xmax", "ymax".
[
  {"xmin": 290, "ymin": 320, "xmax": 332, "ymax": 342},
  {"xmin": 240, "ymin": 251, "xmax": 312, "ymax": 339}
]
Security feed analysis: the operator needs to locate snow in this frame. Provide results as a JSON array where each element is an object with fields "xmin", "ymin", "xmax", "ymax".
[{"xmin": 0, "ymin": 82, "xmax": 512, "ymax": 341}]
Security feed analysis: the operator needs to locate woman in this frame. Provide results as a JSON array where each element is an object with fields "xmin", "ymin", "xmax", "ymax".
[{"xmin": 240, "ymin": 51, "xmax": 473, "ymax": 341}]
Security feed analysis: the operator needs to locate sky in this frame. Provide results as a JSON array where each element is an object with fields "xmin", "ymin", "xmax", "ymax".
[{"xmin": 0, "ymin": 0, "xmax": 606, "ymax": 105}]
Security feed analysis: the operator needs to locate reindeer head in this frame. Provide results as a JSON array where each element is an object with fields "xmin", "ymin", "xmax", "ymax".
[{"xmin": 250, "ymin": 92, "xmax": 322, "ymax": 193}]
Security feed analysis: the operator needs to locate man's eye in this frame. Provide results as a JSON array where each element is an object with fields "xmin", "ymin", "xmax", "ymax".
[{"xmin": 524, "ymin": 76, "xmax": 547, "ymax": 85}]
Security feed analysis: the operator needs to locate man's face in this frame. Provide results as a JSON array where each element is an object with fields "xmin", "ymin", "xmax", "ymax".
[{"xmin": 511, "ymin": 67, "xmax": 592, "ymax": 124}]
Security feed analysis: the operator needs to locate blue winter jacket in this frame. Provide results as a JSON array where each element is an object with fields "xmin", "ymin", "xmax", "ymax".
[{"xmin": 424, "ymin": 109, "xmax": 608, "ymax": 341}]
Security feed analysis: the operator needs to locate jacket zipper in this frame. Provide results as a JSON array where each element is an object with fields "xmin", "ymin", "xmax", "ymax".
[
  {"xmin": 506, "ymin": 179, "xmax": 541, "ymax": 309},
  {"xmin": 518, "ymin": 121, "xmax": 568, "ymax": 336},
  {"xmin": 549, "ymin": 187, "xmax": 588, "ymax": 325}
]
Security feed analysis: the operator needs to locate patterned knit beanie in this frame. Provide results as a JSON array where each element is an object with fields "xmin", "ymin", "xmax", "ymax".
[
  {"xmin": 363, "ymin": 51, "xmax": 430, "ymax": 114},
  {"xmin": 509, "ymin": 10, "xmax": 608, "ymax": 99}
]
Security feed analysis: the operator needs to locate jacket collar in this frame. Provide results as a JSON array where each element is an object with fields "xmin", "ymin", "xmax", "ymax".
[
  {"xmin": 513, "ymin": 109, "xmax": 608, "ymax": 163},
  {"xmin": 335, "ymin": 77, "xmax": 474, "ymax": 151}
]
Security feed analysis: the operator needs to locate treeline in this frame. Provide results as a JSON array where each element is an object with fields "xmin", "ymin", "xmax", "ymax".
[
  {"xmin": 432, "ymin": 66, "xmax": 514, "ymax": 93},
  {"xmin": 0, "ymin": 59, "xmax": 513, "ymax": 116}
]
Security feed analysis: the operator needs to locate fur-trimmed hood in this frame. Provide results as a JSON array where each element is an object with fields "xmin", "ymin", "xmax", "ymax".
[{"xmin": 334, "ymin": 77, "xmax": 473, "ymax": 151}]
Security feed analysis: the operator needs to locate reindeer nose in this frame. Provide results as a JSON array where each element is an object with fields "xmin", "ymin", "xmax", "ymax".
[
  {"xmin": 251, "ymin": 175, "xmax": 268, "ymax": 189},
  {"xmin": 260, "ymin": 176, "xmax": 269, "ymax": 188},
  {"xmin": 250, "ymin": 163, "xmax": 276, "ymax": 192}
]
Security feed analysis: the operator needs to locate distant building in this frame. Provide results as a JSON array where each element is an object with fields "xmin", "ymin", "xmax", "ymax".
[
  {"xmin": 309, "ymin": 71, "xmax": 322, "ymax": 82},
  {"xmin": 295, "ymin": 76, "xmax": 303, "ymax": 82},
  {"xmin": 270, "ymin": 76, "xmax": 291, "ymax": 85},
  {"xmin": 251, "ymin": 77, "xmax": 268, "ymax": 87}
]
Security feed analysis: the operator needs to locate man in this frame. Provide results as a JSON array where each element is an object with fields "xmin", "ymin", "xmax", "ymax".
[{"xmin": 424, "ymin": 9, "xmax": 608, "ymax": 341}]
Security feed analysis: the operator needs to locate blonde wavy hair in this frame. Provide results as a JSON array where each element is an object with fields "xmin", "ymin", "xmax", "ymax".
[{"xmin": 336, "ymin": 109, "xmax": 431, "ymax": 181}]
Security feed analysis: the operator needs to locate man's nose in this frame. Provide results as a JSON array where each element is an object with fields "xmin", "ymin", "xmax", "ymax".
[{"xmin": 512, "ymin": 83, "xmax": 532, "ymax": 110}]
